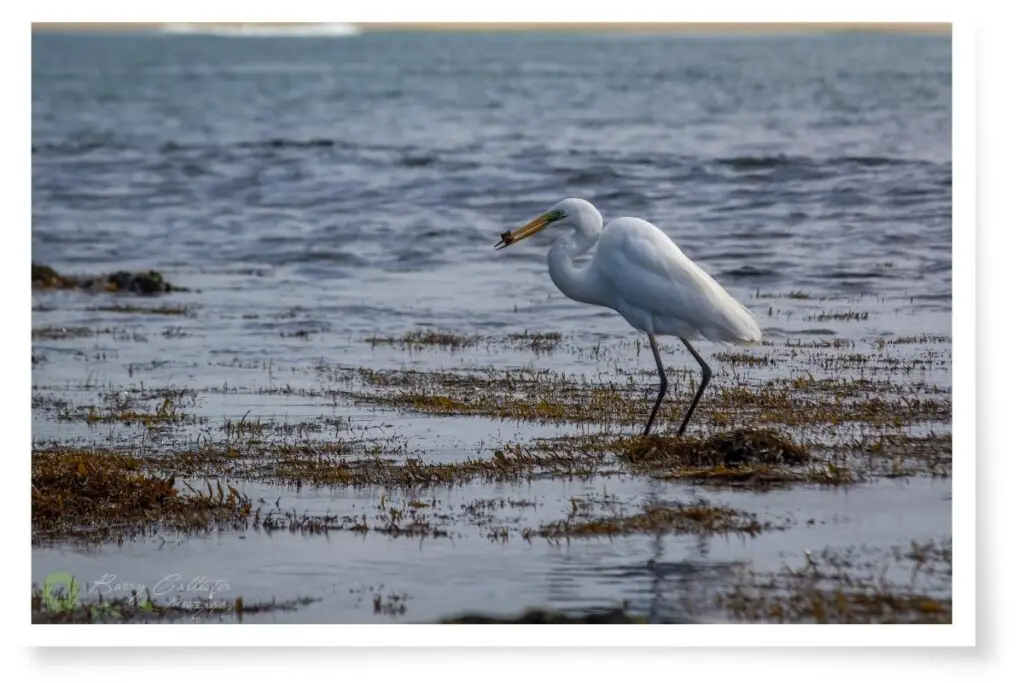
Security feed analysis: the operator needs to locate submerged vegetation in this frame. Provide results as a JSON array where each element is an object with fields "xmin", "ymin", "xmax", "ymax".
[
  {"xmin": 88, "ymin": 304, "xmax": 191, "ymax": 316},
  {"xmin": 537, "ymin": 499, "xmax": 770, "ymax": 539}
]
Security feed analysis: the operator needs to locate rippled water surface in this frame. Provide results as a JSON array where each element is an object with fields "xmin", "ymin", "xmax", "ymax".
[{"xmin": 32, "ymin": 30, "xmax": 952, "ymax": 623}]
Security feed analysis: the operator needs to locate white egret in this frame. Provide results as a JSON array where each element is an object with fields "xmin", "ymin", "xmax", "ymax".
[{"xmin": 495, "ymin": 198, "xmax": 761, "ymax": 436}]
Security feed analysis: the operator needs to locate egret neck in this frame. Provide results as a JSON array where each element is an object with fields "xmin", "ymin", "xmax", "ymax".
[{"xmin": 546, "ymin": 204, "xmax": 608, "ymax": 308}]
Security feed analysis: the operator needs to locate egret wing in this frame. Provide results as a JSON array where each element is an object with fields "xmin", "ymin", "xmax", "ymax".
[{"xmin": 594, "ymin": 218, "xmax": 761, "ymax": 342}]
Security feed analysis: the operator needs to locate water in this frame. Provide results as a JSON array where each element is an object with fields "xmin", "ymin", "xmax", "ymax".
[{"xmin": 31, "ymin": 29, "xmax": 952, "ymax": 623}]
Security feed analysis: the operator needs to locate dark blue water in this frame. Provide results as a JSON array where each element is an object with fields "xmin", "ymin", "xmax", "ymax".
[
  {"xmin": 31, "ymin": 29, "xmax": 952, "ymax": 624},
  {"xmin": 32, "ymin": 31, "xmax": 950, "ymax": 295}
]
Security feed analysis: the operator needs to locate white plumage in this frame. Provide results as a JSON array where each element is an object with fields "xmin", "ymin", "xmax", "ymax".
[
  {"xmin": 593, "ymin": 216, "xmax": 762, "ymax": 344},
  {"xmin": 496, "ymin": 197, "xmax": 761, "ymax": 436}
]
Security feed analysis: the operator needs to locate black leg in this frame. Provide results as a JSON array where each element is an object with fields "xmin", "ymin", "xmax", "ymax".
[
  {"xmin": 643, "ymin": 333, "xmax": 669, "ymax": 436},
  {"xmin": 678, "ymin": 338, "xmax": 712, "ymax": 436}
]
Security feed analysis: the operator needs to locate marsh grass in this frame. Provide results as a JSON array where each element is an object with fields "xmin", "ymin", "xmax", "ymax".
[
  {"xmin": 31, "ymin": 587, "xmax": 319, "ymax": 623},
  {"xmin": 708, "ymin": 384, "xmax": 949, "ymax": 429},
  {"xmin": 609, "ymin": 430, "xmax": 863, "ymax": 487},
  {"xmin": 30, "ymin": 317, "xmax": 950, "ymax": 512},
  {"xmin": 254, "ymin": 495, "xmax": 451, "ymax": 539},
  {"xmin": 32, "ymin": 414, "xmax": 922, "ymax": 507},
  {"xmin": 53, "ymin": 389, "xmax": 201, "ymax": 431},
  {"xmin": 657, "ymin": 462, "xmax": 858, "ymax": 487},
  {"xmin": 506, "ymin": 430, "xmax": 865, "ymax": 489},
  {"xmin": 76, "ymin": 403, "xmax": 934, "ymax": 494},
  {"xmin": 30, "ymin": 281, "xmax": 953, "ymax": 623},
  {"xmin": 373, "ymin": 592, "xmax": 409, "ymax": 616},
  {"xmin": 88, "ymin": 304, "xmax": 191, "ymax": 316},
  {"xmin": 31, "ymin": 448, "xmax": 251, "ymax": 544},
  {"xmin": 721, "ymin": 583, "xmax": 951, "ymax": 624},
  {"xmin": 59, "ymin": 413, "xmax": 570, "ymax": 490},
  {"xmin": 883, "ymin": 335, "xmax": 951, "ymax": 346},
  {"xmin": 32, "ymin": 326, "xmax": 100, "ymax": 340},
  {"xmin": 837, "ymin": 432, "xmax": 952, "ymax": 478},
  {"xmin": 264, "ymin": 450, "xmax": 560, "ymax": 488},
  {"xmin": 339, "ymin": 359, "xmax": 950, "ymax": 432},
  {"xmin": 365, "ymin": 330, "xmax": 484, "ymax": 350},
  {"xmin": 718, "ymin": 541, "xmax": 952, "ymax": 624},
  {"xmin": 506, "ymin": 330, "xmax": 563, "ymax": 352},
  {"xmin": 364, "ymin": 328, "xmax": 565, "ymax": 353},
  {"xmin": 754, "ymin": 289, "xmax": 814, "ymax": 300},
  {"xmin": 804, "ymin": 310, "xmax": 870, "ymax": 322},
  {"xmin": 32, "ymin": 434, "xmax": 560, "ymax": 543},
  {"xmin": 615, "ymin": 429, "xmax": 810, "ymax": 468},
  {"xmin": 537, "ymin": 499, "xmax": 769, "ymax": 539}
]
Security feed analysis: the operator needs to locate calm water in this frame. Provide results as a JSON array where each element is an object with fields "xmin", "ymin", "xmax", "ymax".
[{"xmin": 31, "ymin": 30, "xmax": 952, "ymax": 623}]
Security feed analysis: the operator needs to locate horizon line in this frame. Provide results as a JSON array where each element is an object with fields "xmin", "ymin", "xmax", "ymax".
[{"xmin": 32, "ymin": 21, "xmax": 953, "ymax": 35}]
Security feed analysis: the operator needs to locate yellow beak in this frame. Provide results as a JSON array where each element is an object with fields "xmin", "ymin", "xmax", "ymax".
[{"xmin": 494, "ymin": 212, "xmax": 556, "ymax": 250}]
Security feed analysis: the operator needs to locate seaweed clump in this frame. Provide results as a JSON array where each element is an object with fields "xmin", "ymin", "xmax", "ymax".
[
  {"xmin": 443, "ymin": 606, "xmax": 646, "ymax": 624},
  {"xmin": 103, "ymin": 269, "xmax": 185, "ymax": 294},
  {"xmin": 32, "ymin": 262, "xmax": 188, "ymax": 294},
  {"xmin": 32, "ymin": 448, "xmax": 250, "ymax": 543},
  {"xmin": 32, "ymin": 263, "xmax": 77, "ymax": 289},
  {"xmin": 600, "ymin": 429, "xmax": 852, "ymax": 488},
  {"xmin": 617, "ymin": 428, "xmax": 810, "ymax": 468}
]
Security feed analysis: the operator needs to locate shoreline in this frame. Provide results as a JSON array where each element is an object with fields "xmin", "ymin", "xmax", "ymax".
[{"xmin": 32, "ymin": 22, "xmax": 952, "ymax": 35}]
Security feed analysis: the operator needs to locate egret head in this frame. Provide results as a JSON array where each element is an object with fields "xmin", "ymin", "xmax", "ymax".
[{"xmin": 494, "ymin": 198, "xmax": 597, "ymax": 250}]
